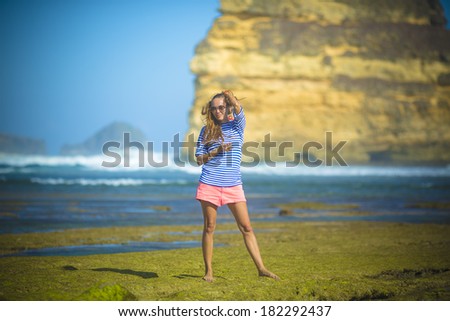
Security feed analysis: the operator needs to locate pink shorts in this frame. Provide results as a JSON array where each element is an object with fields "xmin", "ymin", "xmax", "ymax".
[{"xmin": 196, "ymin": 182, "xmax": 246, "ymax": 207}]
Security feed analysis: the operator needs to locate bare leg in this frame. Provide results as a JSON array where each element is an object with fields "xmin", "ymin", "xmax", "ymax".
[
  {"xmin": 228, "ymin": 202, "xmax": 280, "ymax": 280},
  {"xmin": 200, "ymin": 201, "xmax": 217, "ymax": 282}
]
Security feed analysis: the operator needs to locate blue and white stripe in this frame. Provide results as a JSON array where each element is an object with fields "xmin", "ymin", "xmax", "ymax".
[{"xmin": 195, "ymin": 108, "xmax": 246, "ymax": 187}]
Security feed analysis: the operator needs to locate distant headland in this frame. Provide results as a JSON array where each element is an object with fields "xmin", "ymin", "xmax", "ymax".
[{"xmin": 0, "ymin": 121, "xmax": 147, "ymax": 156}]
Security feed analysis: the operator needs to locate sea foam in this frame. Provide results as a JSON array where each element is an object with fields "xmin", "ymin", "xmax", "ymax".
[
  {"xmin": 1, "ymin": 153, "xmax": 449, "ymax": 177},
  {"xmin": 29, "ymin": 177, "xmax": 189, "ymax": 186}
]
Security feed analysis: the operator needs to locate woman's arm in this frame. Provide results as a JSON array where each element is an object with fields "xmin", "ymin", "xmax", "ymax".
[
  {"xmin": 196, "ymin": 143, "xmax": 232, "ymax": 165},
  {"xmin": 223, "ymin": 90, "xmax": 241, "ymax": 114}
]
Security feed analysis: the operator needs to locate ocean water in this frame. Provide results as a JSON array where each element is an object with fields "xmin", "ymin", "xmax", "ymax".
[{"xmin": 1, "ymin": 153, "xmax": 450, "ymax": 235}]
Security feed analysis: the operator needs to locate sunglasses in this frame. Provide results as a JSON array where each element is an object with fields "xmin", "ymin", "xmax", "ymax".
[{"xmin": 209, "ymin": 105, "xmax": 226, "ymax": 112}]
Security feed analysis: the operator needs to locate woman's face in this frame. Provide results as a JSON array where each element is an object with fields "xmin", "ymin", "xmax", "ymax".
[{"xmin": 210, "ymin": 97, "xmax": 227, "ymax": 123}]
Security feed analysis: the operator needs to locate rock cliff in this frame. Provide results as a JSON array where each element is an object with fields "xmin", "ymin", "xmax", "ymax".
[{"xmin": 187, "ymin": 0, "xmax": 450, "ymax": 164}]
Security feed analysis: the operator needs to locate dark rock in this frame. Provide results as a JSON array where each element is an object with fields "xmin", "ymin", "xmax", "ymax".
[
  {"xmin": 0, "ymin": 133, "xmax": 46, "ymax": 155},
  {"xmin": 60, "ymin": 122, "xmax": 147, "ymax": 156},
  {"xmin": 437, "ymin": 73, "xmax": 450, "ymax": 86},
  {"xmin": 279, "ymin": 209, "xmax": 294, "ymax": 216}
]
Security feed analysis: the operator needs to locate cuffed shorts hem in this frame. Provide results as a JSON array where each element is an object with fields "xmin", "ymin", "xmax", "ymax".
[{"xmin": 196, "ymin": 182, "xmax": 246, "ymax": 207}]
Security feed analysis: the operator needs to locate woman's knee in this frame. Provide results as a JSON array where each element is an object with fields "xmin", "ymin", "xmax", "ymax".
[
  {"xmin": 239, "ymin": 223, "xmax": 253, "ymax": 235},
  {"xmin": 204, "ymin": 222, "xmax": 216, "ymax": 234}
]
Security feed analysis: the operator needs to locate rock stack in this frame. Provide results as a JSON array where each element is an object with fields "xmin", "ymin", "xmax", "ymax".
[{"xmin": 187, "ymin": 0, "xmax": 450, "ymax": 164}]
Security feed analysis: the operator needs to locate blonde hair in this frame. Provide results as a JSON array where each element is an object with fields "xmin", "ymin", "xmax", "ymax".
[{"xmin": 201, "ymin": 92, "xmax": 226, "ymax": 145}]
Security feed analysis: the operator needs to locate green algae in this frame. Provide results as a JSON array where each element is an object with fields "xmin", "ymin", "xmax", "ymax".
[
  {"xmin": 273, "ymin": 201, "xmax": 360, "ymax": 211},
  {"xmin": 76, "ymin": 283, "xmax": 136, "ymax": 301},
  {"xmin": 406, "ymin": 201, "xmax": 450, "ymax": 210},
  {"xmin": 149, "ymin": 205, "xmax": 172, "ymax": 212},
  {"xmin": 0, "ymin": 221, "xmax": 449, "ymax": 301},
  {"xmin": 0, "ymin": 224, "xmax": 205, "ymax": 256}
]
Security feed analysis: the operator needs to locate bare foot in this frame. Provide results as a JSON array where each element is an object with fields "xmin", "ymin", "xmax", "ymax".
[
  {"xmin": 259, "ymin": 269, "xmax": 280, "ymax": 280},
  {"xmin": 202, "ymin": 274, "xmax": 214, "ymax": 282}
]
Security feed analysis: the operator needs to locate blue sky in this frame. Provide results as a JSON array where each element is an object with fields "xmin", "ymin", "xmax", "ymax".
[
  {"xmin": 0, "ymin": 0, "xmax": 220, "ymax": 154},
  {"xmin": 0, "ymin": 0, "xmax": 449, "ymax": 154}
]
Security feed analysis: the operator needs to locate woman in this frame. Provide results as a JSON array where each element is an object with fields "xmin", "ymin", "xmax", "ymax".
[{"xmin": 195, "ymin": 90, "xmax": 279, "ymax": 282}]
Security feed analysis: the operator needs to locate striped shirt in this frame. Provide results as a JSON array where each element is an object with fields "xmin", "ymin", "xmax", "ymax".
[{"xmin": 195, "ymin": 108, "xmax": 246, "ymax": 187}]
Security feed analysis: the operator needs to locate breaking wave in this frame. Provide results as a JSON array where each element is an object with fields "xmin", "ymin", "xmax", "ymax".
[
  {"xmin": 1, "ymin": 153, "xmax": 449, "ymax": 177},
  {"xmin": 30, "ymin": 177, "xmax": 189, "ymax": 186}
]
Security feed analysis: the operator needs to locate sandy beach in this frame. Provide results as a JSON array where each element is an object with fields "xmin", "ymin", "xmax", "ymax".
[{"xmin": 1, "ymin": 220, "xmax": 449, "ymax": 301}]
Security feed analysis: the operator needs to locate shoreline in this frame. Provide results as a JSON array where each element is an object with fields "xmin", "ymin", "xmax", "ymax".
[
  {"xmin": 2, "ymin": 198, "xmax": 449, "ymax": 235},
  {"xmin": 0, "ymin": 220, "xmax": 449, "ymax": 300}
]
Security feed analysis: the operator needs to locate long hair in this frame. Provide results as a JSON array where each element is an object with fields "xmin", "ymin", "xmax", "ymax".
[{"xmin": 201, "ymin": 93, "xmax": 226, "ymax": 145}]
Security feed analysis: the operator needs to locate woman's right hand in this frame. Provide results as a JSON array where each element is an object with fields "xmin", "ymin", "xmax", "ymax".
[
  {"xmin": 210, "ymin": 143, "xmax": 232, "ymax": 158},
  {"xmin": 219, "ymin": 142, "xmax": 232, "ymax": 153},
  {"xmin": 197, "ymin": 143, "xmax": 233, "ymax": 165}
]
